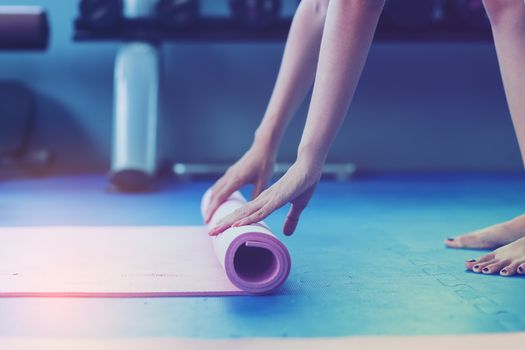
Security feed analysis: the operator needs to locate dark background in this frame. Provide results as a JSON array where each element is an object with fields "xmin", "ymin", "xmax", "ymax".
[{"xmin": 0, "ymin": 0, "xmax": 519, "ymax": 174}]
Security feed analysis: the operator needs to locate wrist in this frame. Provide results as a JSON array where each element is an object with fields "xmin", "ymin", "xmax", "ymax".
[
  {"xmin": 297, "ymin": 142, "xmax": 327, "ymax": 167},
  {"xmin": 252, "ymin": 127, "xmax": 281, "ymax": 155}
]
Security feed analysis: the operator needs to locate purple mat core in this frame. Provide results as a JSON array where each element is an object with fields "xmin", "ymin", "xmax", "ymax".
[
  {"xmin": 201, "ymin": 189, "xmax": 292, "ymax": 294},
  {"xmin": 226, "ymin": 232, "xmax": 290, "ymax": 294}
]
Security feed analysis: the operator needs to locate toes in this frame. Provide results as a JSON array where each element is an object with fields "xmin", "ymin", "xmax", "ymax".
[
  {"xmin": 518, "ymin": 263, "xmax": 525, "ymax": 275},
  {"xmin": 475, "ymin": 253, "xmax": 495, "ymax": 263},
  {"xmin": 445, "ymin": 234, "xmax": 494, "ymax": 249},
  {"xmin": 467, "ymin": 253, "xmax": 495, "ymax": 271},
  {"xmin": 472, "ymin": 260, "xmax": 494, "ymax": 273},
  {"xmin": 481, "ymin": 260, "xmax": 510, "ymax": 275},
  {"xmin": 447, "ymin": 234, "xmax": 477, "ymax": 249},
  {"xmin": 445, "ymin": 220, "xmax": 522, "ymax": 250},
  {"xmin": 500, "ymin": 261, "xmax": 522, "ymax": 277},
  {"xmin": 465, "ymin": 259, "xmax": 477, "ymax": 270},
  {"xmin": 445, "ymin": 237, "xmax": 463, "ymax": 248}
]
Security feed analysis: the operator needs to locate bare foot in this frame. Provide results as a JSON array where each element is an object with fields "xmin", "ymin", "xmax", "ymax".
[
  {"xmin": 464, "ymin": 236, "xmax": 525, "ymax": 277},
  {"xmin": 445, "ymin": 214, "xmax": 525, "ymax": 249}
]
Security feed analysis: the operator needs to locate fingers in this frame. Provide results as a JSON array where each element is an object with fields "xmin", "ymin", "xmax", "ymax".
[
  {"xmin": 204, "ymin": 178, "xmax": 226, "ymax": 223},
  {"xmin": 209, "ymin": 185, "xmax": 286, "ymax": 236},
  {"xmin": 205, "ymin": 177, "xmax": 242, "ymax": 224},
  {"xmin": 209, "ymin": 164, "xmax": 319, "ymax": 237},
  {"xmin": 283, "ymin": 203, "xmax": 305, "ymax": 236},
  {"xmin": 282, "ymin": 185, "xmax": 316, "ymax": 236},
  {"xmin": 232, "ymin": 203, "xmax": 275, "ymax": 228},
  {"xmin": 205, "ymin": 187, "xmax": 229, "ymax": 224},
  {"xmin": 208, "ymin": 200, "xmax": 264, "ymax": 236}
]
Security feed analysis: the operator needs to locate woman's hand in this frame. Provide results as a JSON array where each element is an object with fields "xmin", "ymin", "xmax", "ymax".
[
  {"xmin": 203, "ymin": 0, "xmax": 330, "ymax": 223},
  {"xmin": 206, "ymin": 0, "xmax": 384, "ymax": 234},
  {"xmin": 204, "ymin": 143, "xmax": 277, "ymax": 224},
  {"xmin": 208, "ymin": 156, "xmax": 322, "ymax": 237}
]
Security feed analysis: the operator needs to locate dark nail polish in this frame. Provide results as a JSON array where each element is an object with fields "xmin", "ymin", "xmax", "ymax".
[
  {"xmin": 501, "ymin": 269, "xmax": 507, "ymax": 274},
  {"xmin": 519, "ymin": 266, "xmax": 523, "ymax": 273},
  {"xmin": 474, "ymin": 265, "xmax": 479, "ymax": 269},
  {"xmin": 482, "ymin": 267, "xmax": 489, "ymax": 272},
  {"xmin": 467, "ymin": 259, "xmax": 476, "ymax": 262},
  {"xmin": 447, "ymin": 237, "xmax": 455, "ymax": 241}
]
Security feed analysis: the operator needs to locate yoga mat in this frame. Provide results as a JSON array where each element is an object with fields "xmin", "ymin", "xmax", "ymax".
[
  {"xmin": 0, "ymin": 189, "xmax": 290, "ymax": 297},
  {"xmin": 2, "ymin": 333, "xmax": 525, "ymax": 350},
  {"xmin": 201, "ymin": 189, "xmax": 291, "ymax": 294}
]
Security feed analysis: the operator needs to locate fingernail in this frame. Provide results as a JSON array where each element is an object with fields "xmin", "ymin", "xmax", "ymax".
[
  {"xmin": 474, "ymin": 265, "xmax": 479, "ymax": 269},
  {"xmin": 482, "ymin": 267, "xmax": 489, "ymax": 273},
  {"xmin": 447, "ymin": 237, "xmax": 455, "ymax": 241},
  {"xmin": 467, "ymin": 259, "xmax": 476, "ymax": 262},
  {"xmin": 518, "ymin": 266, "xmax": 523, "ymax": 273},
  {"xmin": 501, "ymin": 269, "xmax": 507, "ymax": 274},
  {"xmin": 208, "ymin": 226, "xmax": 221, "ymax": 236}
]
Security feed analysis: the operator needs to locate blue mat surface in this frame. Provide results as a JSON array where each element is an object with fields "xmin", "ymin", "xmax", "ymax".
[{"xmin": 0, "ymin": 174, "xmax": 524, "ymax": 338}]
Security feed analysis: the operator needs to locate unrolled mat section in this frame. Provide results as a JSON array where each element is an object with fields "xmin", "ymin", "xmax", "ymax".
[{"xmin": 0, "ymin": 189, "xmax": 291, "ymax": 297}]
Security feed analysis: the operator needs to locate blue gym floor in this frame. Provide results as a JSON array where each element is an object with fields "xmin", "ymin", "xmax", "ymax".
[{"xmin": 0, "ymin": 174, "xmax": 524, "ymax": 338}]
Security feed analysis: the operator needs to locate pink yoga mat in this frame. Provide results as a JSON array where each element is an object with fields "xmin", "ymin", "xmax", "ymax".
[
  {"xmin": 201, "ymin": 189, "xmax": 291, "ymax": 294},
  {"xmin": 0, "ymin": 190, "xmax": 291, "ymax": 297}
]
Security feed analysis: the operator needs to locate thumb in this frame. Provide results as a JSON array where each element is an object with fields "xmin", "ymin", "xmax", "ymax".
[
  {"xmin": 283, "ymin": 203, "xmax": 306, "ymax": 236},
  {"xmin": 282, "ymin": 185, "xmax": 316, "ymax": 236}
]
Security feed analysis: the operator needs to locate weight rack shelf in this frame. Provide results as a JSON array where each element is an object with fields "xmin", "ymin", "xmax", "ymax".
[
  {"xmin": 74, "ymin": 17, "xmax": 293, "ymax": 42},
  {"xmin": 73, "ymin": 17, "xmax": 492, "ymax": 43}
]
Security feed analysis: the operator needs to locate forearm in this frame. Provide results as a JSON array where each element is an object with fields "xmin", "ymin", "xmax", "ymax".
[
  {"xmin": 297, "ymin": 0, "xmax": 384, "ymax": 164},
  {"xmin": 253, "ymin": 0, "xmax": 329, "ymax": 152}
]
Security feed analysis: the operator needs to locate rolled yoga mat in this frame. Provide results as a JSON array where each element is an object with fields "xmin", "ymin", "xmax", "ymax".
[
  {"xmin": 0, "ymin": 189, "xmax": 291, "ymax": 297},
  {"xmin": 201, "ymin": 189, "xmax": 291, "ymax": 294}
]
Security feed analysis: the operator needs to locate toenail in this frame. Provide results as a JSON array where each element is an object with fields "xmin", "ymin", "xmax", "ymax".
[
  {"xmin": 519, "ymin": 266, "xmax": 523, "ymax": 273},
  {"xmin": 474, "ymin": 265, "xmax": 480, "ymax": 269},
  {"xmin": 447, "ymin": 237, "xmax": 455, "ymax": 241},
  {"xmin": 501, "ymin": 269, "xmax": 507, "ymax": 274},
  {"xmin": 467, "ymin": 259, "xmax": 476, "ymax": 262},
  {"xmin": 482, "ymin": 267, "xmax": 489, "ymax": 273}
]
